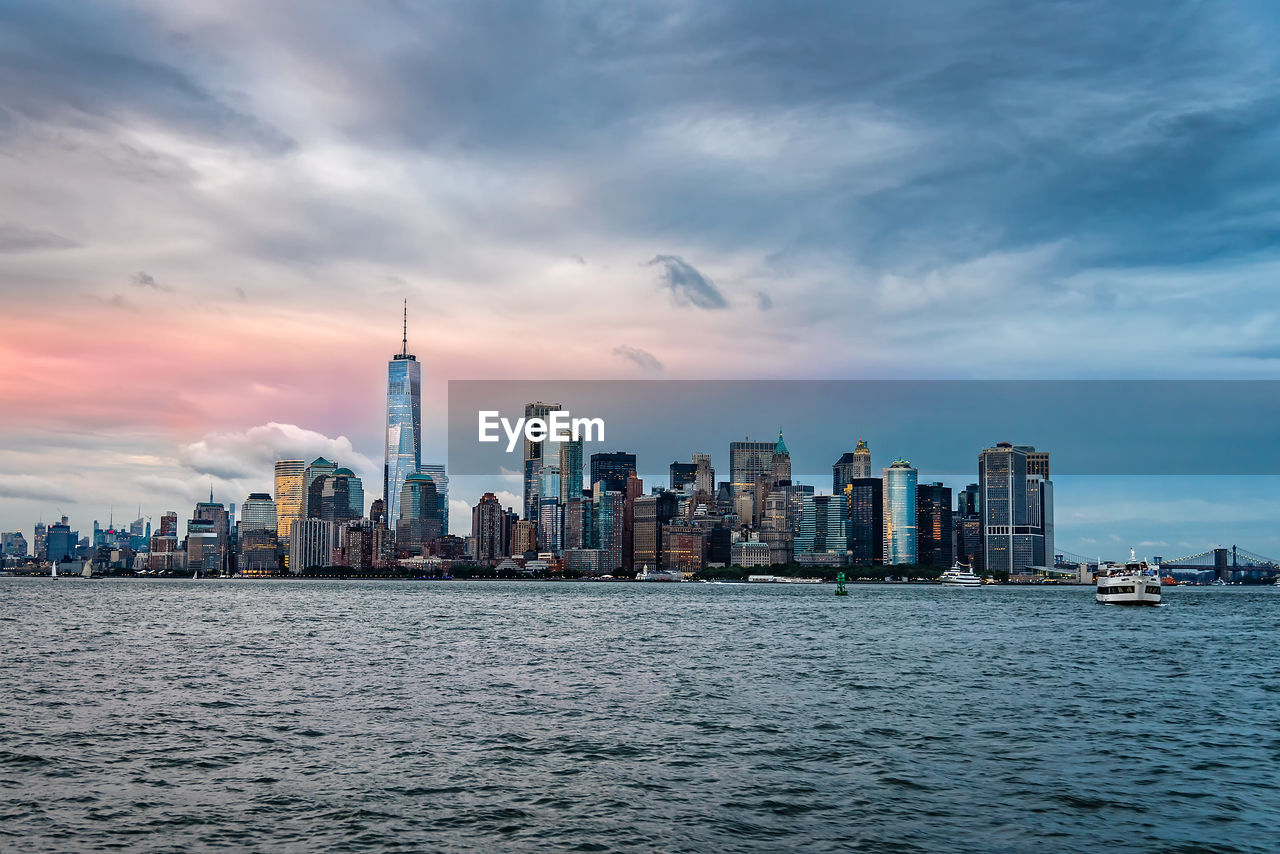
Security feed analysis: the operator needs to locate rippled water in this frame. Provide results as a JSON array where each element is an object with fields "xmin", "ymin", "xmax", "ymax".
[{"xmin": 1, "ymin": 580, "xmax": 1277, "ymax": 852}]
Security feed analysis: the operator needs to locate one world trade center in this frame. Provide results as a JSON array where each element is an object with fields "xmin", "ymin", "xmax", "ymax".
[{"xmin": 384, "ymin": 302, "xmax": 422, "ymax": 528}]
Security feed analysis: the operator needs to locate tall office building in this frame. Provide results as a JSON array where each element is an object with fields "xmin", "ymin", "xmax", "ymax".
[
  {"xmin": 591, "ymin": 486, "xmax": 624, "ymax": 572},
  {"xmin": 833, "ymin": 438, "xmax": 872, "ymax": 493},
  {"xmin": 559, "ymin": 437, "xmax": 584, "ymax": 505},
  {"xmin": 669, "ymin": 461, "xmax": 698, "ymax": 492},
  {"xmin": 957, "ymin": 483, "xmax": 980, "ymax": 517},
  {"xmin": 241, "ymin": 493, "xmax": 277, "ymax": 532},
  {"xmin": 385, "ymin": 303, "xmax": 423, "ymax": 529},
  {"xmin": 274, "ymin": 460, "xmax": 305, "ymax": 541},
  {"xmin": 1, "ymin": 531, "xmax": 28, "ymax": 558},
  {"xmin": 238, "ymin": 493, "xmax": 278, "ymax": 575},
  {"xmin": 33, "ymin": 522, "xmax": 47, "ymax": 561},
  {"xmin": 633, "ymin": 492, "xmax": 678, "ymax": 571},
  {"xmin": 692, "ymin": 453, "xmax": 714, "ymax": 495},
  {"xmin": 420, "ymin": 463, "xmax": 449, "ymax": 534},
  {"xmin": 538, "ymin": 464, "xmax": 562, "ymax": 552},
  {"xmin": 622, "ymin": 473, "xmax": 643, "ymax": 573},
  {"xmin": 729, "ymin": 439, "xmax": 776, "ymax": 496},
  {"xmin": 916, "ymin": 482, "xmax": 953, "ymax": 567},
  {"xmin": 290, "ymin": 518, "xmax": 340, "ymax": 573},
  {"xmin": 523, "ymin": 401, "xmax": 561, "ymax": 521},
  {"xmin": 397, "ymin": 472, "xmax": 442, "ymax": 555},
  {"xmin": 45, "ymin": 517, "xmax": 77, "ymax": 564},
  {"xmin": 303, "ymin": 457, "xmax": 337, "ymax": 518},
  {"xmin": 796, "ymin": 493, "xmax": 848, "ymax": 556},
  {"xmin": 883, "ymin": 460, "xmax": 918, "ymax": 565},
  {"xmin": 771, "ymin": 430, "xmax": 791, "ymax": 482},
  {"xmin": 979, "ymin": 443, "xmax": 1051, "ymax": 575},
  {"xmin": 589, "ymin": 451, "xmax": 636, "ymax": 496}
]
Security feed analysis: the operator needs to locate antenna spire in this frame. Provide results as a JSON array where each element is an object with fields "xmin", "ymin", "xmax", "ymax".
[{"xmin": 401, "ymin": 299, "xmax": 408, "ymax": 355}]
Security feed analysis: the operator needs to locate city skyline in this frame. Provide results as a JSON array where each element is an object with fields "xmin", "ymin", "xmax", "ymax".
[{"xmin": 4, "ymin": 2, "xmax": 1280, "ymax": 554}]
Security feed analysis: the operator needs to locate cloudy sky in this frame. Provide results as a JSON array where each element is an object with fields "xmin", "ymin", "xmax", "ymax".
[{"xmin": 2, "ymin": 1, "xmax": 1279, "ymax": 556}]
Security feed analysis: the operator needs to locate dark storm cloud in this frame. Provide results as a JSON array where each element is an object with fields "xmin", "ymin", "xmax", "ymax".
[
  {"xmin": 311, "ymin": 0, "xmax": 1280, "ymax": 279},
  {"xmin": 0, "ymin": 0, "xmax": 292, "ymax": 152},
  {"xmin": 648, "ymin": 255, "xmax": 727, "ymax": 309}
]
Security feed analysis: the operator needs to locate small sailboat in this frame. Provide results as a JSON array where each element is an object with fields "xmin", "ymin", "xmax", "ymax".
[{"xmin": 51, "ymin": 562, "xmax": 60, "ymax": 580}]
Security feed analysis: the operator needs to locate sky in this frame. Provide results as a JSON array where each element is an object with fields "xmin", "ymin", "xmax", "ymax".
[{"xmin": 2, "ymin": 1, "xmax": 1279, "ymax": 557}]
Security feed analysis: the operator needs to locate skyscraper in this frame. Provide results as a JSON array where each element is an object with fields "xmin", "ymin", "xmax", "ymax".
[
  {"xmin": 472, "ymin": 493, "xmax": 504, "ymax": 561},
  {"xmin": 796, "ymin": 493, "xmax": 848, "ymax": 556},
  {"xmin": 669, "ymin": 461, "xmax": 698, "ymax": 492},
  {"xmin": 633, "ymin": 491, "xmax": 678, "ymax": 571},
  {"xmin": 833, "ymin": 438, "xmax": 872, "ymax": 494},
  {"xmin": 883, "ymin": 460, "xmax": 918, "ymax": 565},
  {"xmin": 385, "ymin": 302, "xmax": 422, "ymax": 529},
  {"xmin": 274, "ymin": 459, "xmax": 305, "ymax": 541},
  {"xmin": 304, "ymin": 457, "xmax": 337, "ymax": 518},
  {"xmin": 396, "ymin": 472, "xmax": 442, "ymax": 555},
  {"xmin": 729, "ymin": 439, "xmax": 776, "ymax": 496},
  {"xmin": 979, "ymin": 442, "xmax": 1050, "ymax": 575},
  {"xmin": 538, "ymin": 463, "xmax": 562, "ymax": 552},
  {"xmin": 692, "ymin": 453, "xmax": 714, "ymax": 495},
  {"xmin": 523, "ymin": 401, "xmax": 560, "ymax": 521},
  {"xmin": 558, "ymin": 437, "xmax": 584, "ymax": 505},
  {"xmin": 241, "ymin": 493, "xmax": 277, "ymax": 532},
  {"xmin": 770, "ymin": 429, "xmax": 791, "ymax": 482},
  {"xmin": 916, "ymin": 482, "xmax": 953, "ymax": 567},
  {"xmin": 420, "ymin": 463, "xmax": 449, "ymax": 534},
  {"xmin": 589, "ymin": 451, "xmax": 636, "ymax": 496}
]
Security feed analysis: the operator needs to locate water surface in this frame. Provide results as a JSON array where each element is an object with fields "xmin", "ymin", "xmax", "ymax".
[{"xmin": 1, "ymin": 580, "xmax": 1277, "ymax": 852}]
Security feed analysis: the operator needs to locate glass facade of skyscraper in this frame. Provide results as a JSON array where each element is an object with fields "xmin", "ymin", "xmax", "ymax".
[
  {"xmin": 384, "ymin": 352, "xmax": 422, "ymax": 531},
  {"xmin": 883, "ymin": 460, "xmax": 918, "ymax": 565},
  {"xmin": 273, "ymin": 459, "xmax": 305, "ymax": 541}
]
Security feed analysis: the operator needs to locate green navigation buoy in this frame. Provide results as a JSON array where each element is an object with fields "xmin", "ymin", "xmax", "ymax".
[{"xmin": 835, "ymin": 571, "xmax": 849, "ymax": 596}]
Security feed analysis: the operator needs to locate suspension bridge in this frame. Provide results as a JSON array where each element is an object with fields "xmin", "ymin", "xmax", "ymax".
[{"xmin": 1059, "ymin": 545, "xmax": 1280, "ymax": 582}]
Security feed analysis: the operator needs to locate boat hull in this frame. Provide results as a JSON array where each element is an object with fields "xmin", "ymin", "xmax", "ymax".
[{"xmin": 1096, "ymin": 574, "xmax": 1161, "ymax": 606}]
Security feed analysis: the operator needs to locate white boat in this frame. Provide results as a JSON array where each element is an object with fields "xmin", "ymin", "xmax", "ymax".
[
  {"xmin": 635, "ymin": 565, "xmax": 682, "ymax": 582},
  {"xmin": 1096, "ymin": 549, "xmax": 1162, "ymax": 606},
  {"xmin": 50, "ymin": 562, "xmax": 59, "ymax": 580},
  {"xmin": 939, "ymin": 563, "xmax": 982, "ymax": 587}
]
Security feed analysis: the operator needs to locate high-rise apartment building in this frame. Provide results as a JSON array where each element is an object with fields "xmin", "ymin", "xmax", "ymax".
[
  {"xmin": 883, "ymin": 460, "xmax": 918, "ymax": 565},
  {"xmin": 472, "ymin": 493, "xmax": 504, "ymax": 561},
  {"xmin": 385, "ymin": 304, "xmax": 422, "ymax": 529}
]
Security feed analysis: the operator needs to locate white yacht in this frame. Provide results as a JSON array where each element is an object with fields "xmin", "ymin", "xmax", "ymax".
[
  {"xmin": 1096, "ymin": 550, "xmax": 1162, "ymax": 606},
  {"xmin": 635, "ymin": 565, "xmax": 682, "ymax": 582},
  {"xmin": 939, "ymin": 563, "xmax": 982, "ymax": 587}
]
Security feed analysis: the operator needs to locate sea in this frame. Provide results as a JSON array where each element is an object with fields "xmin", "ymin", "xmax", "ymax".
[{"xmin": 1, "ymin": 579, "xmax": 1277, "ymax": 852}]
